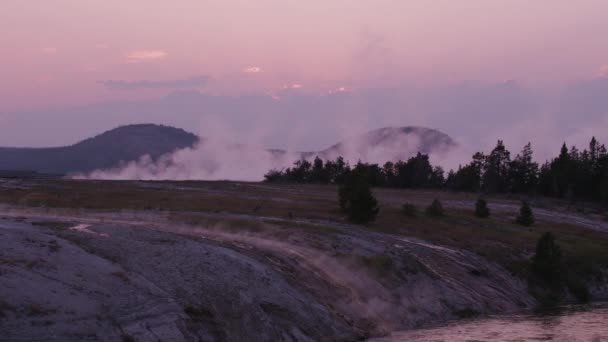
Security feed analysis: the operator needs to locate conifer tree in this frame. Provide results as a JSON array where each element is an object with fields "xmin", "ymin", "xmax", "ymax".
[
  {"xmin": 426, "ymin": 198, "xmax": 444, "ymax": 217},
  {"xmin": 338, "ymin": 173, "xmax": 379, "ymax": 224},
  {"xmin": 532, "ymin": 232, "xmax": 562, "ymax": 287},
  {"xmin": 516, "ymin": 201, "xmax": 535, "ymax": 226},
  {"xmin": 475, "ymin": 198, "xmax": 490, "ymax": 218},
  {"xmin": 482, "ymin": 140, "xmax": 511, "ymax": 193}
]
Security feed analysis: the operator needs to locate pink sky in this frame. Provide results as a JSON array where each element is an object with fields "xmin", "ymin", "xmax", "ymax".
[{"xmin": 2, "ymin": 0, "xmax": 608, "ymax": 111}]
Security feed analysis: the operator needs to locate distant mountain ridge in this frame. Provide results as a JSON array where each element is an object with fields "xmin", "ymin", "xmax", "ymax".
[
  {"xmin": 0, "ymin": 124, "xmax": 198, "ymax": 175},
  {"xmin": 313, "ymin": 126, "xmax": 455, "ymax": 161},
  {"xmin": 0, "ymin": 124, "xmax": 455, "ymax": 176}
]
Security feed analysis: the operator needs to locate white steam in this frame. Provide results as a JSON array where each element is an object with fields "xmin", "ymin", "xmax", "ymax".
[
  {"xmin": 77, "ymin": 127, "xmax": 455, "ymax": 181},
  {"xmin": 82, "ymin": 141, "xmax": 296, "ymax": 181}
]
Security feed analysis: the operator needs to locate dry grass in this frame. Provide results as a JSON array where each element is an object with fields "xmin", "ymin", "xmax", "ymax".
[{"xmin": 2, "ymin": 179, "xmax": 608, "ymax": 277}]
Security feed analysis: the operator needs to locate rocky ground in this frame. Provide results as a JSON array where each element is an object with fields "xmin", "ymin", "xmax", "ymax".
[{"xmin": 0, "ymin": 180, "xmax": 607, "ymax": 341}]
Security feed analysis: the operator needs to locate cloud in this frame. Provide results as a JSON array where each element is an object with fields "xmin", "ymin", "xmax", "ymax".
[
  {"xmin": 243, "ymin": 66, "xmax": 263, "ymax": 73},
  {"xmin": 124, "ymin": 49, "xmax": 167, "ymax": 63},
  {"xmin": 95, "ymin": 43, "xmax": 109, "ymax": 49},
  {"xmin": 328, "ymin": 86, "xmax": 349, "ymax": 94},
  {"xmin": 284, "ymin": 83, "xmax": 302, "ymax": 89},
  {"xmin": 599, "ymin": 64, "xmax": 608, "ymax": 77},
  {"xmin": 99, "ymin": 75, "xmax": 210, "ymax": 90}
]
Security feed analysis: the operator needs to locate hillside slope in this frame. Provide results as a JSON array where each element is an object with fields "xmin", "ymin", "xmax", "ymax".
[
  {"xmin": 306, "ymin": 126, "xmax": 456, "ymax": 162},
  {"xmin": 0, "ymin": 124, "xmax": 455, "ymax": 177},
  {"xmin": 0, "ymin": 124, "xmax": 198, "ymax": 175}
]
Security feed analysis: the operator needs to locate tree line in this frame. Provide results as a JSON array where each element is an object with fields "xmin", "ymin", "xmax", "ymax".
[{"xmin": 265, "ymin": 137, "xmax": 608, "ymax": 204}]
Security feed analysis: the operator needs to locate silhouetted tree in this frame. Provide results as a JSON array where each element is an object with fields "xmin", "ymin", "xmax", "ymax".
[
  {"xmin": 426, "ymin": 198, "xmax": 444, "ymax": 217},
  {"xmin": 430, "ymin": 166, "xmax": 445, "ymax": 188},
  {"xmin": 532, "ymin": 232, "xmax": 562, "ymax": 287},
  {"xmin": 516, "ymin": 201, "xmax": 535, "ymax": 226},
  {"xmin": 509, "ymin": 142, "xmax": 539, "ymax": 193},
  {"xmin": 482, "ymin": 140, "xmax": 511, "ymax": 193},
  {"xmin": 475, "ymin": 198, "xmax": 490, "ymax": 218},
  {"xmin": 382, "ymin": 161, "xmax": 397, "ymax": 187},
  {"xmin": 325, "ymin": 156, "xmax": 350, "ymax": 184},
  {"xmin": 554, "ymin": 143, "xmax": 573, "ymax": 198},
  {"xmin": 286, "ymin": 159, "xmax": 312, "ymax": 183},
  {"xmin": 263, "ymin": 169, "xmax": 284, "ymax": 182},
  {"xmin": 446, "ymin": 162, "xmax": 482, "ymax": 192},
  {"xmin": 338, "ymin": 173, "xmax": 379, "ymax": 223},
  {"xmin": 265, "ymin": 135, "xmax": 608, "ymax": 205},
  {"xmin": 310, "ymin": 156, "xmax": 330, "ymax": 183}
]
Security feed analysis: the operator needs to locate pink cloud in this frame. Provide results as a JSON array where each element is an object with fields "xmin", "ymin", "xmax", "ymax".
[
  {"xmin": 599, "ymin": 64, "xmax": 608, "ymax": 77},
  {"xmin": 243, "ymin": 66, "xmax": 263, "ymax": 73},
  {"xmin": 284, "ymin": 83, "xmax": 302, "ymax": 89},
  {"xmin": 124, "ymin": 50, "xmax": 167, "ymax": 63}
]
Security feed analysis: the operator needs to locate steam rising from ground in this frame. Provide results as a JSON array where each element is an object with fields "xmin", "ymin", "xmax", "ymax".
[
  {"xmin": 85, "ymin": 140, "xmax": 295, "ymax": 181},
  {"xmin": 80, "ymin": 127, "xmax": 456, "ymax": 181},
  {"xmin": 74, "ymin": 78, "xmax": 608, "ymax": 181},
  {"xmin": 78, "ymin": 117, "xmax": 607, "ymax": 181}
]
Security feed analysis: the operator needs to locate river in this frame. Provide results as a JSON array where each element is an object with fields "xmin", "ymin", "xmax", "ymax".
[{"xmin": 373, "ymin": 302, "xmax": 608, "ymax": 341}]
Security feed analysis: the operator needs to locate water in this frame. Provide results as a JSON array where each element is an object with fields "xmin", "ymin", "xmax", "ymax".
[{"xmin": 374, "ymin": 303, "xmax": 608, "ymax": 342}]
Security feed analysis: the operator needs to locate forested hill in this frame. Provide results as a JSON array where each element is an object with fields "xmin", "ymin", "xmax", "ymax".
[{"xmin": 0, "ymin": 124, "xmax": 199, "ymax": 175}]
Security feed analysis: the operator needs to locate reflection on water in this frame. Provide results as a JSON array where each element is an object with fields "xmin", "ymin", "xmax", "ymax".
[{"xmin": 373, "ymin": 302, "xmax": 608, "ymax": 342}]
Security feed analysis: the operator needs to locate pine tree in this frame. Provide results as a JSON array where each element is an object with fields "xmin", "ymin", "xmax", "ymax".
[
  {"xmin": 532, "ymin": 232, "xmax": 562, "ymax": 287},
  {"xmin": 338, "ymin": 174, "xmax": 379, "ymax": 224},
  {"xmin": 426, "ymin": 199, "xmax": 444, "ymax": 217},
  {"xmin": 310, "ymin": 156, "xmax": 326, "ymax": 183},
  {"xmin": 482, "ymin": 140, "xmax": 511, "ymax": 193},
  {"xmin": 509, "ymin": 142, "xmax": 539, "ymax": 193},
  {"xmin": 516, "ymin": 201, "xmax": 535, "ymax": 226},
  {"xmin": 475, "ymin": 198, "xmax": 490, "ymax": 218},
  {"xmin": 589, "ymin": 137, "xmax": 599, "ymax": 164}
]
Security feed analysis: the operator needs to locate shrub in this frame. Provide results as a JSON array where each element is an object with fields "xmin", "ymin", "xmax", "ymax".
[
  {"xmin": 401, "ymin": 203, "xmax": 418, "ymax": 217},
  {"xmin": 426, "ymin": 199, "xmax": 444, "ymax": 217},
  {"xmin": 516, "ymin": 201, "xmax": 535, "ymax": 226},
  {"xmin": 338, "ymin": 176, "xmax": 379, "ymax": 224},
  {"xmin": 475, "ymin": 198, "xmax": 490, "ymax": 218}
]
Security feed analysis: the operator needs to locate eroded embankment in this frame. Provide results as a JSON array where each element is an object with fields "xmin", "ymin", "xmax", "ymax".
[{"xmin": 0, "ymin": 206, "xmax": 540, "ymax": 341}]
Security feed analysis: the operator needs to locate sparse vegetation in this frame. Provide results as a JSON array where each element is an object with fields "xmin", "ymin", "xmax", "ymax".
[
  {"xmin": 2, "ymin": 178, "xmax": 608, "ymax": 314},
  {"xmin": 516, "ymin": 201, "xmax": 535, "ymax": 226},
  {"xmin": 426, "ymin": 199, "xmax": 444, "ymax": 217},
  {"xmin": 475, "ymin": 198, "xmax": 490, "ymax": 218}
]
